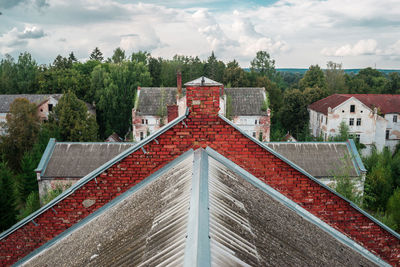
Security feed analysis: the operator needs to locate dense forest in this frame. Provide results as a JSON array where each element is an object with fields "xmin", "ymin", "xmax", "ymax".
[{"xmin": 0, "ymin": 48, "xmax": 399, "ymax": 232}]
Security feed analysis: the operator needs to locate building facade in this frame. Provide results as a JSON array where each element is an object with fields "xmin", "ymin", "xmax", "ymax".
[
  {"xmin": 132, "ymin": 76, "xmax": 271, "ymax": 142},
  {"xmin": 309, "ymin": 94, "xmax": 400, "ymax": 155}
]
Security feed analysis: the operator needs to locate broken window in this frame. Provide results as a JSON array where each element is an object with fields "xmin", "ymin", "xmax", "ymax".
[
  {"xmin": 356, "ymin": 118, "xmax": 361, "ymax": 126},
  {"xmin": 349, "ymin": 118, "xmax": 354, "ymax": 126},
  {"xmin": 394, "ymin": 115, "xmax": 398, "ymax": 123},
  {"xmin": 350, "ymin": 105, "xmax": 355, "ymax": 113},
  {"xmin": 140, "ymin": 132, "xmax": 144, "ymax": 140},
  {"xmin": 48, "ymin": 104, "xmax": 53, "ymax": 112},
  {"xmin": 355, "ymin": 134, "xmax": 360, "ymax": 143},
  {"xmin": 142, "ymin": 119, "xmax": 145, "ymax": 124},
  {"xmin": 259, "ymin": 132, "xmax": 263, "ymax": 141},
  {"xmin": 386, "ymin": 130, "xmax": 390, "ymax": 139}
]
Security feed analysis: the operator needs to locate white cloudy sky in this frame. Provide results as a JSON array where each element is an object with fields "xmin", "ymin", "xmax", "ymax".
[{"xmin": 1, "ymin": 0, "xmax": 400, "ymax": 68}]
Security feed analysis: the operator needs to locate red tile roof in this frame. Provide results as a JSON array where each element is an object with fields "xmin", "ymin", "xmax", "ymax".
[{"xmin": 309, "ymin": 94, "xmax": 400, "ymax": 115}]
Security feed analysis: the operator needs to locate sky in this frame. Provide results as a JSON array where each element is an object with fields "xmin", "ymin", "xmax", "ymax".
[{"xmin": 1, "ymin": 0, "xmax": 400, "ymax": 68}]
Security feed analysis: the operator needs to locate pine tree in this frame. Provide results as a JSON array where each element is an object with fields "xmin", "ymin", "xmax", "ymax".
[
  {"xmin": 89, "ymin": 47, "xmax": 104, "ymax": 62},
  {"xmin": 0, "ymin": 161, "xmax": 17, "ymax": 231}
]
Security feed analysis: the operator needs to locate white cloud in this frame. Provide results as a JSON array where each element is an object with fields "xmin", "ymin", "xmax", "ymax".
[
  {"xmin": 18, "ymin": 26, "xmax": 46, "ymax": 39},
  {"xmin": 0, "ymin": 25, "xmax": 46, "ymax": 54},
  {"xmin": 321, "ymin": 39, "xmax": 378, "ymax": 57}
]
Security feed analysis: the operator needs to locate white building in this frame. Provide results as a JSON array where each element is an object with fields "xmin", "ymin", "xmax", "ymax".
[
  {"xmin": 132, "ymin": 76, "xmax": 271, "ymax": 142},
  {"xmin": 308, "ymin": 94, "xmax": 400, "ymax": 155}
]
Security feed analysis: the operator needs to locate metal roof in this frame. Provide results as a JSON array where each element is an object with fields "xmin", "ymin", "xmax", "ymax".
[
  {"xmin": 224, "ymin": 88, "xmax": 268, "ymax": 116},
  {"xmin": 184, "ymin": 77, "xmax": 222, "ymax": 87},
  {"xmin": 16, "ymin": 148, "xmax": 387, "ymax": 266},
  {"xmin": 0, "ymin": 94, "xmax": 62, "ymax": 113}
]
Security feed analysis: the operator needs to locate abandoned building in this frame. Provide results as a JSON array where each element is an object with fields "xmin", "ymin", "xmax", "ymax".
[
  {"xmin": 34, "ymin": 139, "xmax": 366, "ymax": 202},
  {"xmin": 0, "ymin": 94, "xmax": 95, "ymax": 135},
  {"xmin": 309, "ymin": 94, "xmax": 400, "ymax": 155},
  {"xmin": 266, "ymin": 140, "xmax": 366, "ymax": 191},
  {"xmin": 132, "ymin": 74, "xmax": 271, "ymax": 142},
  {"xmin": 1, "ymin": 77, "xmax": 399, "ymax": 266}
]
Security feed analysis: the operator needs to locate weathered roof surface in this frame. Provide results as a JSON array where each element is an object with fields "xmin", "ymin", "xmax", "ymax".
[
  {"xmin": 309, "ymin": 94, "xmax": 400, "ymax": 115},
  {"xmin": 224, "ymin": 88, "xmax": 268, "ymax": 116},
  {"xmin": 0, "ymin": 94, "xmax": 62, "ymax": 112},
  {"xmin": 42, "ymin": 143, "xmax": 134, "ymax": 178},
  {"xmin": 184, "ymin": 76, "xmax": 222, "ymax": 87},
  {"xmin": 19, "ymin": 149, "xmax": 382, "ymax": 266},
  {"xmin": 266, "ymin": 142, "xmax": 360, "ymax": 178},
  {"xmin": 136, "ymin": 87, "xmax": 181, "ymax": 116}
]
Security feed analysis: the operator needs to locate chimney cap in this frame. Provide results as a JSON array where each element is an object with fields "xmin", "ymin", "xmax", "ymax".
[{"xmin": 184, "ymin": 76, "xmax": 222, "ymax": 87}]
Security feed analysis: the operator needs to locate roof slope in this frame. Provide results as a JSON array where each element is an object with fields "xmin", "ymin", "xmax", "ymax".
[
  {"xmin": 42, "ymin": 143, "xmax": 134, "ymax": 178},
  {"xmin": 18, "ymin": 149, "xmax": 382, "ymax": 266},
  {"xmin": 265, "ymin": 141, "xmax": 363, "ymax": 178},
  {"xmin": 136, "ymin": 88, "xmax": 181, "ymax": 116},
  {"xmin": 224, "ymin": 88, "xmax": 268, "ymax": 116},
  {"xmin": 0, "ymin": 94, "xmax": 62, "ymax": 113},
  {"xmin": 309, "ymin": 94, "xmax": 400, "ymax": 115}
]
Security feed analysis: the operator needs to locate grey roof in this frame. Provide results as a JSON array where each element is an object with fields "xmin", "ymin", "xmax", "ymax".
[
  {"xmin": 224, "ymin": 88, "xmax": 268, "ymax": 116},
  {"xmin": 136, "ymin": 87, "xmax": 181, "ymax": 116},
  {"xmin": 19, "ymin": 149, "xmax": 384, "ymax": 266},
  {"xmin": 184, "ymin": 76, "xmax": 222, "ymax": 86},
  {"xmin": 0, "ymin": 94, "xmax": 63, "ymax": 113},
  {"xmin": 42, "ymin": 143, "xmax": 134, "ymax": 178},
  {"xmin": 265, "ymin": 142, "xmax": 361, "ymax": 178}
]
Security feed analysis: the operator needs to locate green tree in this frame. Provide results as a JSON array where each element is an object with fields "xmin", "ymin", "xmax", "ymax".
[
  {"xmin": 15, "ymin": 52, "xmax": 39, "ymax": 93},
  {"xmin": 303, "ymin": 86, "xmax": 327, "ymax": 106},
  {"xmin": 325, "ymin": 61, "xmax": 346, "ymax": 94},
  {"xmin": 131, "ymin": 51, "xmax": 150, "ymax": 64},
  {"xmin": 250, "ymin": 51, "xmax": 276, "ymax": 80},
  {"xmin": 223, "ymin": 60, "xmax": 248, "ymax": 87},
  {"xmin": 112, "ymin": 47, "xmax": 126, "ymax": 63},
  {"xmin": 95, "ymin": 61, "xmax": 151, "ymax": 137},
  {"xmin": 332, "ymin": 121, "xmax": 350, "ymax": 141},
  {"xmin": 17, "ymin": 191, "xmax": 40, "ymax": 220},
  {"xmin": 15, "ymin": 151, "xmax": 40, "ymax": 205},
  {"xmin": 68, "ymin": 51, "xmax": 77, "ymax": 63},
  {"xmin": 280, "ymin": 89, "xmax": 308, "ymax": 137},
  {"xmin": 0, "ymin": 161, "xmax": 17, "ymax": 231},
  {"xmin": 387, "ymin": 188, "xmax": 400, "ymax": 231},
  {"xmin": 49, "ymin": 90, "xmax": 98, "ymax": 141},
  {"xmin": 385, "ymin": 72, "xmax": 400, "ymax": 94},
  {"xmin": 0, "ymin": 54, "xmax": 17, "ymax": 93},
  {"xmin": 0, "ymin": 98, "xmax": 40, "ymax": 170},
  {"xmin": 299, "ymin": 65, "xmax": 326, "ymax": 90},
  {"xmin": 90, "ymin": 47, "xmax": 104, "ymax": 62},
  {"xmin": 204, "ymin": 51, "xmax": 225, "ymax": 81}
]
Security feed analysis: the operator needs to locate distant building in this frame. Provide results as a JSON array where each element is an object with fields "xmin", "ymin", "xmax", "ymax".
[
  {"xmin": 0, "ymin": 94, "xmax": 95, "ymax": 135},
  {"xmin": 105, "ymin": 132, "xmax": 123, "ymax": 142},
  {"xmin": 266, "ymin": 140, "xmax": 366, "ymax": 192},
  {"xmin": 132, "ymin": 75, "xmax": 271, "ymax": 142},
  {"xmin": 308, "ymin": 94, "xmax": 400, "ymax": 155}
]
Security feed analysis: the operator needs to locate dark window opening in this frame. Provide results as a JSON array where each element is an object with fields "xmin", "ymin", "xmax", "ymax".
[
  {"xmin": 252, "ymin": 132, "xmax": 256, "ymax": 138},
  {"xmin": 394, "ymin": 115, "xmax": 398, "ymax": 123},
  {"xmin": 259, "ymin": 132, "xmax": 263, "ymax": 141},
  {"xmin": 146, "ymin": 119, "xmax": 148, "ymax": 124},
  {"xmin": 255, "ymin": 120, "xmax": 258, "ymax": 125},
  {"xmin": 350, "ymin": 105, "xmax": 355, "ymax": 113},
  {"xmin": 386, "ymin": 130, "xmax": 390, "ymax": 139},
  {"xmin": 140, "ymin": 132, "xmax": 144, "ymax": 140},
  {"xmin": 356, "ymin": 118, "xmax": 361, "ymax": 126},
  {"xmin": 48, "ymin": 104, "xmax": 53, "ymax": 112},
  {"xmin": 349, "ymin": 118, "xmax": 354, "ymax": 126},
  {"xmin": 141, "ymin": 119, "xmax": 144, "ymax": 124}
]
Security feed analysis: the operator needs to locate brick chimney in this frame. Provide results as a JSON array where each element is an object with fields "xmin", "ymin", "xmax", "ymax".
[
  {"xmin": 177, "ymin": 71, "xmax": 182, "ymax": 97},
  {"xmin": 185, "ymin": 76, "xmax": 222, "ymax": 116},
  {"xmin": 167, "ymin": 104, "xmax": 179, "ymax": 122}
]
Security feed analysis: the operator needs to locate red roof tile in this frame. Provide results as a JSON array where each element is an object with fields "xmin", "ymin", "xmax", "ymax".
[{"xmin": 309, "ymin": 94, "xmax": 400, "ymax": 115}]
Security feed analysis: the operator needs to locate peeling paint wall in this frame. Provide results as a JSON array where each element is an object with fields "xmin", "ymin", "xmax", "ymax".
[
  {"xmin": 309, "ymin": 97, "xmax": 400, "ymax": 155},
  {"xmin": 232, "ymin": 115, "xmax": 270, "ymax": 142}
]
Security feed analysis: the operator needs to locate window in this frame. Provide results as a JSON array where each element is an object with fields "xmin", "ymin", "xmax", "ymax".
[
  {"xmin": 252, "ymin": 132, "xmax": 256, "ymax": 138},
  {"xmin": 48, "ymin": 104, "xmax": 53, "ymax": 112},
  {"xmin": 356, "ymin": 118, "xmax": 361, "ymax": 126},
  {"xmin": 141, "ymin": 119, "xmax": 145, "ymax": 124},
  {"xmin": 259, "ymin": 132, "xmax": 263, "ymax": 141},
  {"xmin": 394, "ymin": 115, "xmax": 398, "ymax": 123},
  {"xmin": 140, "ymin": 132, "xmax": 144, "ymax": 140},
  {"xmin": 146, "ymin": 119, "xmax": 148, "ymax": 124},
  {"xmin": 350, "ymin": 105, "xmax": 355, "ymax": 113},
  {"xmin": 355, "ymin": 134, "xmax": 360, "ymax": 143},
  {"xmin": 349, "ymin": 118, "xmax": 354, "ymax": 126},
  {"xmin": 255, "ymin": 120, "xmax": 258, "ymax": 125},
  {"xmin": 386, "ymin": 130, "xmax": 390, "ymax": 139}
]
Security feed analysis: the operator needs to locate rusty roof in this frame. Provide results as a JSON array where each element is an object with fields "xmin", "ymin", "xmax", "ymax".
[{"xmin": 308, "ymin": 94, "xmax": 400, "ymax": 115}]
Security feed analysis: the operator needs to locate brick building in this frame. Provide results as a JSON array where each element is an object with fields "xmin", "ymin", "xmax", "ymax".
[
  {"xmin": 0, "ymin": 77, "xmax": 399, "ymax": 266},
  {"xmin": 132, "ymin": 75, "xmax": 271, "ymax": 142}
]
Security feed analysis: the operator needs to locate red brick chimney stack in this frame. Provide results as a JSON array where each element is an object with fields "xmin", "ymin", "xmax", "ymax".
[
  {"xmin": 177, "ymin": 71, "xmax": 182, "ymax": 96},
  {"xmin": 167, "ymin": 105, "xmax": 179, "ymax": 122},
  {"xmin": 185, "ymin": 76, "xmax": 222, "ymax": 117}
]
